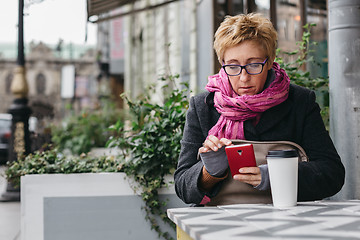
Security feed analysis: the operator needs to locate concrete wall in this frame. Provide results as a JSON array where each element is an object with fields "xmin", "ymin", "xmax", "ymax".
[
  {"xmin": 21, "ymin": 172, "xmax": 187, "ymax": 240},
  {"xmin": 123, "ymin": 0, "xmax": 199, "ymax": 102}
]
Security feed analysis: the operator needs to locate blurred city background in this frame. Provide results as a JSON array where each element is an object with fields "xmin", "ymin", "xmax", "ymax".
[
  {"xmin": 0, "ymin": 0, "xmax": 359, "ymax": 239},
  {"xmin": 0, "ymin": 0, "xmax": 328, "ymax": 124},
  {"xmin": 0, "ymin": 0, "xmax": 329, "ymax": 162}
]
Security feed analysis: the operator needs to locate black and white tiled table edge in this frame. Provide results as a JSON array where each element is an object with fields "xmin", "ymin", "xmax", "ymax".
[{"xmin": 167, "ymin": 200, "xmax": 360, "ymax": 240}]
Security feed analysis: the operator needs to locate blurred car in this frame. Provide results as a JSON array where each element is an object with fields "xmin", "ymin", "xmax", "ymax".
[
  {"xmin": 0, "ymin": 113, "xmax": 38, "ymax": 165},
  {"xmin": 0, "ymin": 113, "xmax": 12, "ymax": 164}
]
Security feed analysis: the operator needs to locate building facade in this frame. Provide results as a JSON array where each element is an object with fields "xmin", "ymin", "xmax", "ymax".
[
  {"xmin": 0, "ymin": 42, "xmax": 98, "ymax": 129},
  {"xmin": 90, "ymin": 0, "xmax": 328, "ymax": 106}
]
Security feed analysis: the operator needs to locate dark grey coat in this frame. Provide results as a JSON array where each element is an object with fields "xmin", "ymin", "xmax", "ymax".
[{"xmin": 174, "ymin": 84, "xmax": 345, "ymax": 205}]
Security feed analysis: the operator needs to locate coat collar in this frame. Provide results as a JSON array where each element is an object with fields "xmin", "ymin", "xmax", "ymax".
[
  {"xmin": 244, "ymin": 96, "xmax": 293, "ymax": 136},
  {"xmin": 245, "ymin": 85, "xmax": 294, "ymax": 136}
]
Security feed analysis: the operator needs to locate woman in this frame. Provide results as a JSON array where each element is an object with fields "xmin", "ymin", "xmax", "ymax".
[{"xmin": 174, "ymin": 13, "xmax": 345, "ymax": 206}]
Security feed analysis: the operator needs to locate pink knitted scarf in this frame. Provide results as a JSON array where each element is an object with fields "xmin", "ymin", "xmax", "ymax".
[{"xmin": 205, "ymin": 62, "xmax": 290, "ymax": 140}]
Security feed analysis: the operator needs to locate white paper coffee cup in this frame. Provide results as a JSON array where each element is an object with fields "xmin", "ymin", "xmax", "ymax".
[{"xmin": 267, "ymin": 150, "xmax": 298, "ymax": 208}]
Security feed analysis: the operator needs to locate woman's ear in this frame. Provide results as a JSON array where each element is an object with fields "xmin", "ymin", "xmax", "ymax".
[{"xmin": 267, "ymin": 61, "xmax": 273, "ymax": 70}]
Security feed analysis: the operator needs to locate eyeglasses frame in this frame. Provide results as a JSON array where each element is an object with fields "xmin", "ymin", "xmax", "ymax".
[{"xmin": 222, "ymin": 58, "xmax": 269, "ymax": 76}]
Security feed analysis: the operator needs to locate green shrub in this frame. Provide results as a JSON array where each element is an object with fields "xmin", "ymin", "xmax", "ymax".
[
  {"xmin": 51, "ymin": 106, "xmax": 124, "ymax": 155},
  {"xmin": 276, "ymin": 23, "xmax": 329, "ymax": 128},
  {"xmin": 107, "ymin": 74, "xmax": 189, "ymax": 240},
  {"xmin": 5, "ymin": 147, "xmax": 124, "ymax": 187}
]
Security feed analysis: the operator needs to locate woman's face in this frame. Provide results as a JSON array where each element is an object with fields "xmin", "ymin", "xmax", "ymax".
[{"xmin": 223, "ymin": 40, "xmax": 272, "ymax": 96}]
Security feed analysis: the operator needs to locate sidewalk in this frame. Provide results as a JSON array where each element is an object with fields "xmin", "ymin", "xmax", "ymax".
[{"xmin": 0, "ymin": 165, "xmax": 20, "ymax": 240}]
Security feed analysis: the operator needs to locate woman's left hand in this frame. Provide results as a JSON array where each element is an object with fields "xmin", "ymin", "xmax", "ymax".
[{"xmin": 233, "ymin": 167, "xmax": 261, "ymax": 187}]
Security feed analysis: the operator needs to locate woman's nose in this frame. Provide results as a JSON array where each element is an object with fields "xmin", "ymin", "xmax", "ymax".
[{"xmin": 239, "ymin": 70, "xmax": 251, "ymax": 82}]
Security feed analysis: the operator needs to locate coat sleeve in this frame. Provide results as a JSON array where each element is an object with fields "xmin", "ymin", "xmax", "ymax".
[
  {"xmin": 174, "ymin": 96, "xmax": 206, "ymax": 204},
  {"xmin": 174, "ymin": 95, "xmax": 223, "ymax": 204},
  {"xmin": 298, "ymin": 90, "xmax": 345, "ymax": 201}
]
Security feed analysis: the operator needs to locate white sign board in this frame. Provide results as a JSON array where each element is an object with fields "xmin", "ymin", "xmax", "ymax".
[{"xmin": 61, "ymin": 65, "xmax": 75, "ymax": 98}]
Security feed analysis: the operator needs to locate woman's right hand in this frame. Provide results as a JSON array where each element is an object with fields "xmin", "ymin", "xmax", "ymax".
[
  {"xmin": 199, "ymin": 135, "xmax": 232, "ymax": 153},
  {"xmin": 199, "ymin": 135, "xmax": 232, "ymax": 178}
]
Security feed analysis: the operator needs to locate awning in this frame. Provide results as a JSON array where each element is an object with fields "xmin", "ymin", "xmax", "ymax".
[
  {"xmin": 87, "ymin": 0, "xmax": 180, "ymax": 23},
  {"xmin": 87, "ymin": 0, "xmax": 135, "ymax": 17}
]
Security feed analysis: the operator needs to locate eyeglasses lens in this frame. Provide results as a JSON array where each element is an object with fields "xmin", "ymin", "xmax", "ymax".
[
  {"xmin": 246, "ymin": 64, "xmax": 263, "ymax": 74},
  {"xmin": 224, "ymin": 63, "xmax": 263, "ymax": 76}
]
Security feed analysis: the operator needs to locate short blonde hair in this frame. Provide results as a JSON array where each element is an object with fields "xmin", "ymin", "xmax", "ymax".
[{"xmin": 214, "ymin": 13, "xmax": 278, "ymax": 66}]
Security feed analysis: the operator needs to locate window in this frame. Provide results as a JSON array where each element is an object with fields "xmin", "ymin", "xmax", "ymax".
[
  {"xmin": 254, "ymin": 0, "xmax": 270, "ymax": 18},
  {"xmin": 307, "ymin": 0, "xmax": 328, "ymax": 78},
  {"xmin": 276, "ymin": 0, "xmax": 302, "ymax": 59},
  {"xmin": 36, "ymin": 73, "xmax": 46, "ymax": 95}
]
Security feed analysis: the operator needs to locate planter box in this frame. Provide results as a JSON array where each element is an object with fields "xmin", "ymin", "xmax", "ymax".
[{"xmin": 21, "ymin": 172, "xmax": 186, "ymax": 240}]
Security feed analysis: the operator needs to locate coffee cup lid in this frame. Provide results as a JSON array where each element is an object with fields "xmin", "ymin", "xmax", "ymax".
[{"xmin": 267, "ymin": 149, "xmax": 298, "ymax": 158}]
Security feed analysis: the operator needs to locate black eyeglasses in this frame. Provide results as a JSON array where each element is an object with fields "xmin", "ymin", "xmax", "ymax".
[{"xmin": 222, "ymin": 58, "xmax": 268, "ymax": 76}]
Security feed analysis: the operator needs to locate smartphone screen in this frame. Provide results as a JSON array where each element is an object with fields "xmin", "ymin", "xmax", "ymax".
[{"xmin": 225, "ymin": 144, "xmax": 257, "ymax": 176}]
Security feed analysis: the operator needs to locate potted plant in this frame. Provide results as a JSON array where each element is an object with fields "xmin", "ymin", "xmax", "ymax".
[{"xmin": 6, "ymin": 74, "xmax": 190, "ymax": 240}]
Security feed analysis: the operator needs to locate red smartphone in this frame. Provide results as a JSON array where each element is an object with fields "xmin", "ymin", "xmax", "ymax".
[{"xmin": 225, "ymin": 144, "xmax": 257, "ymax": 176}]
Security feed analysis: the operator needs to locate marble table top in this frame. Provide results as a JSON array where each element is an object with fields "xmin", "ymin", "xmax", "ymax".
[{"xmin": 167, "ymin": 200, "xmax": 360, "ymax": 240}]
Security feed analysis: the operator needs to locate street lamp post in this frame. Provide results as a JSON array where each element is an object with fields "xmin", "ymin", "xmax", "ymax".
[{"xmin": 0, "ymin": 0, "xmax": 32, "ymax": 202}]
